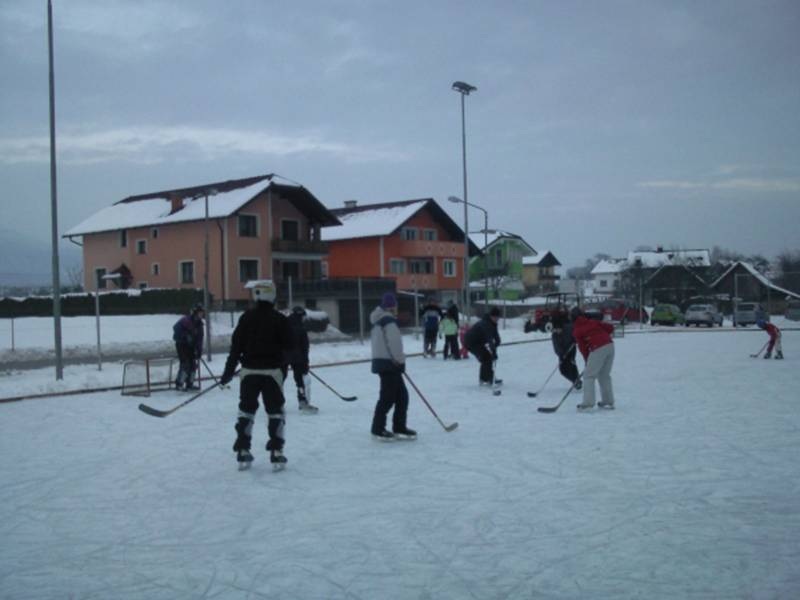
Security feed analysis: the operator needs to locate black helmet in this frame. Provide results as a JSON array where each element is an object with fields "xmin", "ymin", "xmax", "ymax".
[
  {"xmin": 292, "ymin": 306, "xmax": 307, "ymax": 317},
  {"xmin": 192, "ymin": 303, "xmax": 205, "ymax": 315}
]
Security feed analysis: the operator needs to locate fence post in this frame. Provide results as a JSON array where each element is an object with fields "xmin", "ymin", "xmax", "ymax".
[
  {"xmin": 288, "ymin": 276, "xmax": 294, "ymax": 310},
  {"xmin": 11, "ymin": 318, "xmax": 14, "ymax": 352},
  {"xmin": 357, "ymin": 277, "xmax": 364, "ymax": 342},
  {"xmin": 95, "ymin": 291, "xmax": 102, "ymax": 371}
]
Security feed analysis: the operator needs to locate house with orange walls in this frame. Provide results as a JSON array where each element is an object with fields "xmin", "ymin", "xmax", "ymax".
[
  {"xmin": 322, "ymin": 199, "xmax": 479, "ymax": 307},
  {"xmin": 63, "ymin": 174, "xmax": 340, "ymax": 306}
]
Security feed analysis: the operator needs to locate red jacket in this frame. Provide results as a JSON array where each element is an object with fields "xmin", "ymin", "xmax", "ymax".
[
  {"xmin": 572, "ymin": 316, "xmax": 614, "ymax": 360},
  {"xmin": 762, "ymin": 322, "xmax": 780, "ymax": 341}
]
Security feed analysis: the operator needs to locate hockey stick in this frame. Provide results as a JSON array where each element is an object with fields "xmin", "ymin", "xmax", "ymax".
[
  {"xmin": 308, "ymin": 370, "xmax": 357, "ymax": 401},
  {"xmin": 199, "ymin": 358, "xmax": 221, "ymax": 385},
  {"xmin": 750, "ymin": 341, "xmax": 769, "ymax": 358},
  {"xmin": 138, "ymin": 379, "xmax": 224, "ymax": 418},
  {"xmin": 403, "ymin": 372, "xmax": 458, "ymax": 432},
  {"xmin": 529, "ymin": 343, "xmax": 576, "ymax": 398},
  {"xmin": 537, "ymin": 370, "xmax": 584, "ymax": 414}
]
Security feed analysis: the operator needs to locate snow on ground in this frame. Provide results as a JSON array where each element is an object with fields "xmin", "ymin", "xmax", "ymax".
[{"xmin": 0, "ymin": 317, "xmax": 798, "ymax": 599}]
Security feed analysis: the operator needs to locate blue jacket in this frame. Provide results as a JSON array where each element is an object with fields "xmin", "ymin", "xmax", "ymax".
[{"xmin": 173, "ymin": 314, "xmax": 204, "ymax": 356}]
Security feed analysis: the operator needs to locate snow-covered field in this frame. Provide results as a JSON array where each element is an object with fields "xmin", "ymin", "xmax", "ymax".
[{"xmin": 1, "ymin": 316, "xmax": 798, "ymax": 599}]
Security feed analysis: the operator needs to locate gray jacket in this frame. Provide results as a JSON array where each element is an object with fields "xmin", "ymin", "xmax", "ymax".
[{"xmin": 370, "ymin": 306, "xmax": 406, "ymax": 373}]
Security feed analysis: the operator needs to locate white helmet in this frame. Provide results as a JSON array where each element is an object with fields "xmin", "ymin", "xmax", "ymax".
[{"xmin": 247, "ymin": 279, "xmax": 276, "ymax": 303}]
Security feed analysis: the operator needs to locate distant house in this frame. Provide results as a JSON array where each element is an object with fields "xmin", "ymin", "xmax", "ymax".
[
  {"xmin": 468, "ymin": 229, "xmax": 537, "ymax": 301},
  {"xmin": 322, "ymin": 199, "xmax": 480, "ymax": 310},
  {"xmin": 710, "ymin": 261, "xmax": 800, "ymax": 314},
  {"xmin": 63, "ymin": 175, "xmax": 341, "ymax": 306},
  {"xmin": 589, "ymin": 259, "xmax": 627, "ymax": 296},
  {"xmin": 521, "ymin": 250, "xmax": 561, "ymax": 295}
]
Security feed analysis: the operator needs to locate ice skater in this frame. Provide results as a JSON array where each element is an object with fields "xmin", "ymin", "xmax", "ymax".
[
  {"xmin": 551, "ymin": 313, "xmax": 582, "ymax": 389},
  {"xmin": 285, "ymin": 306, "xmax": 319, "ymax": 412},
  {"xmin": 420, "ymin": 299, "xmax": 443, "ymax": 357},
  {"xmin": 464, "ymin": 306, "xmax": 502, "ymax": 386},
  {"xmin": 572, "ymin": 307, "xmax": 615, "ymax": 411},
  {"xmin": 369, "ymin": 292, "xmax": 416, "ymax": 441},
  {"xmin": 440, "ymin": 312, "xmax": 460, "ymax": 359},
  {"xmin": 172, "ymin": 303, "xmax": 204, "ymax": 391},
  {"xmin": 220, "ymin": 280, "xmax": 293, "ymax": 470},
  {"xmin": 757, "ymin": 319, "xmax": 783, "ymax": 359}
]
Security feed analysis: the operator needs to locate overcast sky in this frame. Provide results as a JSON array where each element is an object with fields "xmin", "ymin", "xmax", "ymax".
[{"xmin": 1, "ymin": 0, "xmax": 798, "ymax": 285}]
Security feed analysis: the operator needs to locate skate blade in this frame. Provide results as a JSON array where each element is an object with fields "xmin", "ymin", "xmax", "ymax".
[
  {"xmin": 272, "ymin": 463, "xmax": 286, "ymax": 472},
  {"xmin": 238, "ymin": 463, "xmax": 252, "ymax": 471}
]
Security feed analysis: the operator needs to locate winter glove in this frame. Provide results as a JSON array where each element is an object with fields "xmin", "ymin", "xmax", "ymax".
[{"xmin": 219, "ymin": 368, "xmax": 234, "ymax": 387}]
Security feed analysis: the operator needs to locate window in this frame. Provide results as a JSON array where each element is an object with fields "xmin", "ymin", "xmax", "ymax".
[
  {"xmin": 599, "ymin": 279, "xmax": 608, "ymax": 288},
  {"xmin": 95, "ymin": 268, "xmax": 107, "ymax": 289},
  {"xmin": 136, "ymin": 240, "xmax": 147, "ymax": 255},
  {"xmin": 180, "ymin": 261, "xmax": 195, "ymax": 284},
  {"xmin": 282, "ymin": 261, "xmax": 300, "ymax": 280},
  {"xmin": 409, "ymin": 259, "xmax": 433, "ymax": 274},
  {"xmin": 120, "ymin": 230, "xmax": 127, "ymax": 248},
  {"xmin": 401, "ymin": 227, "xmax": 417, "ymax": 241},
  {"xmin": 151, "ymin": 228, "xmax": 159, "ymax": 239},
  {"xmin": 422, "ymin": 229, "xmax": 437, "ymax": 241},
  {"xmin": 138, "ymin": 282, "xmax": 148, "ymax": 289},
  {"xmin": 491, "ymin": 248, "xmax": 503, "ymax": 267},
  {"xmin": 281, "ymin": 220, "xmax": 299, "ymax": 241},
  {"xmin": 321, "ymin": 260, "xmax": 329, "ymax": 279},
  {"xmin": 238, "ymin": 214, "xmax": 257, "ymax": 237},
  {"xmin": 151, "ymin": 263, "xmax": 160, "ymax": 276},
  {"xmin": 239, "ymin": 259, "xmax": 258, "ymax": 283},
  {"xmin": 389, "ymin": 259, "xmax": 406, "ymax": 274},
  {"xmin": 443, "ymin": 259, "xmax": 456, "ymax": 277}
]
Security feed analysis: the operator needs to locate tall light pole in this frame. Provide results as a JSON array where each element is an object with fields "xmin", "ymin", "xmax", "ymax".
[
  {"xmin": 48, "ymin": 0, "xmax": 63, "ymax": 380},
  {"xmin": 452, "ymin": 80, "xmax": 476, "ymax": 318},
  {"xmin": 449, "ymin": 196, "xmax": 488, "ymax": 313},
  {"xmin": 203, "ymin": 189, "xmax": 218, "ymax": 361}
]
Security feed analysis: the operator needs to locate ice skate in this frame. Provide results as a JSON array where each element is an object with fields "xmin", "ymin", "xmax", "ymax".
[
  {"xmin": 372, "ymin": 429, "xmax": 395, "ymax": 442},
  {"xmin": 270, "ymin": 449, "xmax": 287, "ymax": 471},
  {"xmin": 236, "ymin": 449, "xmax": 253, "ymax": 471},
  {"xmin": 393, "ymin": 427, "xmax": 417, "ymax": 441},
  {"xmin": 576, "ymin": 403, "xmax": 594, "ymax": 412},
  {"xmin": 597, "ymin": 401, "xmax": 615, "ymax": 410},
  {"xmin": 775, "ymin": 351, "xmax": 784, "ymax": 360},
  {"xmin": 299, "ymin": 399, "xmax": 319, "ymax": 414},
  {"xmin": 764, "ymin": 352, "xmax": 771, "ymax": 359}
]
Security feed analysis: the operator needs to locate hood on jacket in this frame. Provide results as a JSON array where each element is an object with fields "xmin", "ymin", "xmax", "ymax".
[{"xmin": 370, "ymin": 305, "xmax": 396, "ymax": 326}]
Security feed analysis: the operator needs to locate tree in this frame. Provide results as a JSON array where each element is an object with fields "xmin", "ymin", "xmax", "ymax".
[{"xmin": 775, "ymin": 250, "xmax": 800, "ymax": 294}]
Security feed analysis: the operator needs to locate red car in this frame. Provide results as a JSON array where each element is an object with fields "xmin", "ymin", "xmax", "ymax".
[{"xmin": 526, "ymin": 293, "xmax": 578, "ymax": 333}]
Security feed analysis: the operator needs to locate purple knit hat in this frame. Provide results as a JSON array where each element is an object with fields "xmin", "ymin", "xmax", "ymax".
[{"xmin": 380, "ymin": 292, "xmax": 397, "ymax": 309}]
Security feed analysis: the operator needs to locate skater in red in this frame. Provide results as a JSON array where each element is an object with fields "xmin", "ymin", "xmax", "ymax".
[
  {"xmin": 757, "ymin": 319, "xmax": 783, "ymax": 359},
  {"xmin": 572, "ymin": 307, "xmax": 615, "ymax": 411}
]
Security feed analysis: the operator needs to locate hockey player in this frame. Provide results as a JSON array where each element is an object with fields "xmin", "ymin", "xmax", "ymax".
[
  {"xmin": 440, "ymin": 313, "xmax": 460, "ymax": 359},
  {"xmin": 572, "ymin": 307, "xmax": 615, "ymax": 411},
  {"xmin": 172, "ymin": 303, "xmax": 204, "ymax": 391},
  {"xmin": 757, "ymin": 319, "xmax": 783, "ymax": 359},
  {"xmin": 420, "ymin": 300, "xmax": 443, "ymax": 357},
  {"xmin": 551, "ymin": 313, "xmax": 582, "ymax": 389},
  {"xmin": 220, "ymin": 280, "xmax": 293, "ymax": 470},
  {"xmin": 464, "ymin": 306, "xmax": 502, "ymax": 386},
  {"xmin": 285, "ymin": 306, "xmax": 318, "ymax": 413},
  {"xmin": 370, "ymin": 292, "xmax": 416, "ymax": 441}
]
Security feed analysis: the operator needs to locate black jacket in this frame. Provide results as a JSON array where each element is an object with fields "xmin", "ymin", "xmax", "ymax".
[
  {"xmin": 222, "ymin": 302, "xmax": 293, "ymax": 379},
  {"xmin": 464, "ymin": 315, "xmax": 501, "ymax": 352},
  {"xmin": 551, "ymin": 322, "xmax": 576, "ymax": 359},
  {"xmin": 284, "ymin": 312, "xmax": 310, "ymax": 365}
]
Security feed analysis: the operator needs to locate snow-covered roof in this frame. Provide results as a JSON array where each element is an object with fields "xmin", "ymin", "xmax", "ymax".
[
  {"xmin": 522, "ymin": 249, "xmax": 559, "ymax": 266},
  {"xmin": 627, "ymin": 249, "xmax": 711, "ymax": 268},
  {"xmin": 711, "ymin": 261, "xmax": 800, "ymax": 299},
  {"xmin": 321, "ymin": 200, "xmax": 427, "ymax": 241},
  {"xmin": 64, "ymin": 176, "xmax": 339, "ymax": 237},
  {"xmin": 468, "ymin": 230, "xmax": 536, "ymax": 254},
  {"xmin": 591, "ymin": 259, "xmax": 627, "ymax": 275}
]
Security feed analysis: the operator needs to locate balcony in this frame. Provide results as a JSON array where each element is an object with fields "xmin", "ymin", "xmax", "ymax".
[{"xmin": 271, "ymin": 239, "xmax": 329, "ymax": 255}]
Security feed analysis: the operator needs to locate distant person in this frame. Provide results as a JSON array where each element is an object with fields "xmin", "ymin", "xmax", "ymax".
[
  {"xmin": 172, "ymin": 303, "xmax": 204, "ymax": 391},
  {"xmin": 369, "ymin": 292, "xmax": 416, "ymax": 441},
  {"xmin": 440, "ymin": 313, "xmax": 460, "ymax": 360},
  {"xmin": 220, "ymin": 280, "xmax": 293, "ymax": 470},
  {"xmin": 757, "ymin": 319, "xmax": 783, "ymax": 359},
  {"xmin": 572, "ymin": 307, "xmax": 615, "ymax": 411},
  {"xmin": 420, "ymin": 300, "xmax": 443, "ymax": 357},
  {"xmin": 464, "ymin": 307, "xmax": 502, "ymax": 386},
  {"xmin": 285, "ymin": 306, "xmax": 318, "ymax": 413}
]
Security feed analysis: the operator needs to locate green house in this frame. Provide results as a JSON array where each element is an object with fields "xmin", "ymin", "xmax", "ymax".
[{"xmin": 468, "ymin": 230, "xmax": 537, "ymax": 301}]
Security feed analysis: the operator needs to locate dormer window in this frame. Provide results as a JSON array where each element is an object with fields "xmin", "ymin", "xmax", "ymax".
[
  {"xmin": 401, "ymin": 227, "xmax": 417, "ymax": 241},
  {"xmin": 238, "ymin": 214, "xmax": 257, "ymax": 237}
]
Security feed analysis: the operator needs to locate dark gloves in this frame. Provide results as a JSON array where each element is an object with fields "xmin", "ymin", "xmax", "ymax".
[{"xmin": 220, "ymin": 367, "xmax": 235, "ymax": 386}]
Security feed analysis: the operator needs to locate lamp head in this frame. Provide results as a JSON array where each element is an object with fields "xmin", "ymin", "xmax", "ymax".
[
  {"xmin": 451, "ymin": 81, "xmax": 477, "ymax": 95},
  {"xmin": 448, "ymin": 196, "xmax": 463, "ymax": 204}
]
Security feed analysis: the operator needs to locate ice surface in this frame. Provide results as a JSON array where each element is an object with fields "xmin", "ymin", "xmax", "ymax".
[{"xmin": 0, "ymin": 318, "xmax": 798, "ymax": 599}]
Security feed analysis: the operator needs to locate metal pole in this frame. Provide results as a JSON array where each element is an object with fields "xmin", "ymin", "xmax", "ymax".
[
  {"xmin": 483, "ymin": 210, "xmax": 488, "ymax": 314},
  {"xmin": 11, "ymin": 318, "xmax": 15, "ymax": 352},
  {"xmin": 733, "ymin": 273, "xmax": 739, "ymax": 327},
  {"xmin": 204, "ymin": 194, "xmax": 211, "ymax": 361},
  {"xmin": 95, "ymin": 290, "xmax": 102, "ymax": 370},
  {"xmin": 357, "ymin": 277, "xmax": 364, "ymax": 342},
  {"xmin": 460, "ymin": 92, "xmax": 470, "ymax": 320},
  {"xmin": 48, "ymin": 0, "xmax": 63, "ymax": 380},
  {"xmin": 288, "ymin": 275, "xmax": 294, "ymax": 309}
]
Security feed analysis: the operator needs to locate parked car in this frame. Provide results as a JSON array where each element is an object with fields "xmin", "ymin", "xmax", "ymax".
[
  {"xmin": 684, "ymin": 304, "xmax": 724, "ymax": 327},
  {"xmin": 733, "ymin": 302, "xmax": 766, "ymax": 327},
  {"xmin": 583, "ymin": 297, "xmax": 648, "ymax": 324},
  {"xmin": 650, "ymin": 304, "xmax": 685, "ymax": 326},
  {"xmin": 785, "ymin": 299, "xmax": 800, "ymax": 321}
]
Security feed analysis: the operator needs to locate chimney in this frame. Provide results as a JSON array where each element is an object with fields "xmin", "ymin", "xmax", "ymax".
[
  {"xmin": 169, "ymin": 194, "xmax": 184, "ymax": 214},
  {"xmin": 344, "ymin": 200, "xmax": 358, "ymax": 209}
]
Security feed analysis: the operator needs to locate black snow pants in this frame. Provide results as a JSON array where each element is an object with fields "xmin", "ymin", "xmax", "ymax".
[
  {"xmin": 233, "ymin": 374, "xmax": 286, "ymax": 452},
  {"xmin": 371, "ymin": 371, "xmax": 409, "ymax": 434},
  {"xmin": 559, "ymin": 346, "xmax": 580, "ymax": 384},
  {"xmin": 468, "ymin": 345, "xmax": 495, "ymax": 384}
]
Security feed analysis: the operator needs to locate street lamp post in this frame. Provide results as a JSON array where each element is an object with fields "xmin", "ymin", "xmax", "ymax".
[
  {"xmin": 449, "ymin": 196, "xmax": 488, "ymax": 314},
  {"xmin": 452, "ymin": 80, "xmax": 476, "ymax": 318},
  {"xmin": 203, "ymin": 189, "xmax": 218, "ymax": 361}
]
